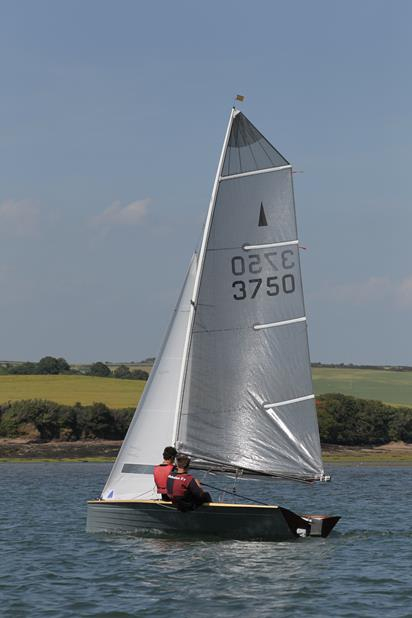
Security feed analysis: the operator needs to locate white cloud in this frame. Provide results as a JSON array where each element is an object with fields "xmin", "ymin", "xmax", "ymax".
[
  {"xmin": 314, "ymin": 275, "xmax": 412, "ymax": 309},
  {"xmin": 328, "ymin": 277, "xmax": 392, "ymax": 304},
  {"xmin": 92, "ymin": 199, "xmax": 149, "ymax": 228},
  {"xmin": 396, "ymin": 276, "xmax": 412, "ymax": 308},
  {"xmin": 0, "ymin": 199, "xmax": 40, "ymax": 237}
]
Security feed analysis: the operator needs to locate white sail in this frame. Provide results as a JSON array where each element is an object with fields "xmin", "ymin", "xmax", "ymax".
[
  {"xmin": 175, "ymin": 111, "xmax": 324, "ymax": 481},
  {"xmin": 102, "ymin": 254, "xmax": 197, "ymax": 499},
  {"xmin": 102, "ymin": 109, "xmax": 325, "ymax": 500}
]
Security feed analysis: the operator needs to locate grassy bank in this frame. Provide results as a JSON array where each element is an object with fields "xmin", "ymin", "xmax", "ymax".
[
  {"xmin": 0, "ymin": 375, "xmax": 145, "ymax": 407},
  {"xmin": 322, "ymin": 445, "xmax": 412, "ymax": 464},
  {"xmin": 0, "ymin": 457, "xmax": 115, "ymax": 463},
  {"xmin": 312, "ymin": 367, "xmax": 412, "ymax": 406}
]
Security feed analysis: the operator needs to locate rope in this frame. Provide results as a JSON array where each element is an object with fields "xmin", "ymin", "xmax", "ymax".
[
  {"xmin": 132, "ymin": 488, "xmax": 156, "ymax": 499},
  {"xmin": 201, "ymin": 482, "xmax": 269, "ymax": 506}
]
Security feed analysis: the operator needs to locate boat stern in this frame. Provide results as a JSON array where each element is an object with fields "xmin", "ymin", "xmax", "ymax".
[{"xmin": 302, "ymin": 514, "xmax": 341, "ymax": 537}]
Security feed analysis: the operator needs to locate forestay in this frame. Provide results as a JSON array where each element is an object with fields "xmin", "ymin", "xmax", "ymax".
[{"xmin": 176, "ymin": 111, "xmax": 324, "ymax": 481}]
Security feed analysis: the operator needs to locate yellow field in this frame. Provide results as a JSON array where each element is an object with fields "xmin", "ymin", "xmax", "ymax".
[
  {"xmin": 0, "ymin": 375, "xmax": 145, "ymax": 408},
  {"xmin": 2, "ymin": 367, "xmax": 412, "ymax": 409}
]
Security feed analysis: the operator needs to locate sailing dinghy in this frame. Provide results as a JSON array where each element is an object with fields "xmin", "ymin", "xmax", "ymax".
[{"xmin": 87, "ymin": 108, "xmax": 339, "ymax": 540}]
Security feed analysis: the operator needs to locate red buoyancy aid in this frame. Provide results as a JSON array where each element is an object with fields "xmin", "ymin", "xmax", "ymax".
[
  {"xmin": 153, "ymin": 464, "xmax": 174, "ymax": 494},
  {"xmin": 166, "ymin": 472, "xmax": 194, "ymax": 498}
]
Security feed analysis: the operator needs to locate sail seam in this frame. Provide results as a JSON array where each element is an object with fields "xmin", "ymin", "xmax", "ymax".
[
  {"xmin": 264, "ymin": 394, "xmax": 315, "ymax": 408},
  {"xmin": 220, "ymin": 164, "xmax": 291, "ymax": 181},
  {"xmin": 243, "ymin": 239, "xmax": 299, "ymax": 250},
  {"xmin": 254, "ymin": 317, "xmax": 306, "ymax": 330}
]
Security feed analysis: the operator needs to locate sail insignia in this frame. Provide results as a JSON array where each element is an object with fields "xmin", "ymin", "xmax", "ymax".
[
  {"xmin": 221, "ymin": 112, "xmax": 289, "ymax": 177},
  {"xmin": 258, "ymin": 202, "xmax": 268, "ymax": 227}
]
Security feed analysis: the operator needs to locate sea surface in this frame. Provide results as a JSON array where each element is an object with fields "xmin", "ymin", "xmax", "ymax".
[{"xmin": 1, "ymin": 463, "xmax": 411, "ymax": 618}]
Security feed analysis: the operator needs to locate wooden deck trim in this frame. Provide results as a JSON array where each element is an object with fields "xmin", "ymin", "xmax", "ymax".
[{"xmin": 87, "ymin": 499, "xmax": 279, "ymax": 510}]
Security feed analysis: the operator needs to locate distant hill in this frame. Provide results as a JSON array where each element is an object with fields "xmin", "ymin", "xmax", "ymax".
[{"xmin": 312, "ymin": 367, "xmax": 412, "ymax": 407}]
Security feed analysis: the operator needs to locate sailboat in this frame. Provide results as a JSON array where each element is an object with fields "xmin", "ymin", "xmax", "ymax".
[{"xmin": 87, "ymin": 107, "xmax": 340, "ymax": 540}]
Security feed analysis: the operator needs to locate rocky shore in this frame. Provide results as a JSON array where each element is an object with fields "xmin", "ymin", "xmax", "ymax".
[
  {"xmin": 0, "ymin": 438, "xmax": 122, "ymax": 460},
  {"xmin": 1, "ymin": 438, "xmax": 411, "ymax": 464}
]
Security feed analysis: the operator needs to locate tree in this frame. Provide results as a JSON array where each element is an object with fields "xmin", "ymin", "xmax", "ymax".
[
  {"xmin": 88, "ymin": 362, "xmax": 111, "ymax": 377},
  {"xmin": 57, "ymin": 357, "xmax": 70, "ymax": 372},
  {"xmin": 37, "ymin": 356, "xmax": 61, "ymax": 374},
  {"xmin": 129, "ymin": 369, "xmax": 149, "ymax": 380},
  {"xmin": 110, "ymin": 408, "xmax": 134, "ymax": 437},
  {"xmin": 80, "ymin": 403, "xmax": 115, "ymax": 439},
  {"xmin": 316, "ymin": 393, "xmax": 392, "ymax": 445},
  {"xmin": 8, "ymin": 362, "xmax": 37, "ymax": 375},
  {"xmin": 113, "ymin": 364, "xmax": 131, "ymax": 379},
  {"xmin": 389, "ymin": 408, "xmax": 412, "ymax": 443}
]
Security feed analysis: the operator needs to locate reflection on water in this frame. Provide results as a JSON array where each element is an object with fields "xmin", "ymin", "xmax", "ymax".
[{"xmin": 1, "ymin": 463, "xmax": 411, "ymax": 617}]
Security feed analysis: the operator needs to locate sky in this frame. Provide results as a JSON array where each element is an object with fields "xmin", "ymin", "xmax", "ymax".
[{"xmin": 0, "ymin": 0, "xmax": 411, "ymax": 365}]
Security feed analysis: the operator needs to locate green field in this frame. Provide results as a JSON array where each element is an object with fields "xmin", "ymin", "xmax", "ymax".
[
  {"xmin": 0, "ymin": 375, "xmax": 145, "ymax": 408},
  {"xmin": 312, "ymin": 367, "xmax": 412, "ymax": 407},
  {"xmin": 1, "ymin": 368, "xmax": 412, "ymax": 409}
]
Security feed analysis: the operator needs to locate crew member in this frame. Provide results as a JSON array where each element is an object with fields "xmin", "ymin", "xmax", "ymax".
[
  {"xmin": 153, "ymin": 446, "xmax": 177, "ymax": 500},
  {"xmin": 166, "ymin": 453, "xmax": 212, "ymax": 512}
]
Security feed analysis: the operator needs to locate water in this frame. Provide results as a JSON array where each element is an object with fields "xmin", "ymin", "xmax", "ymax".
[{"xmin": 1, "ymin": 463, "xmax": 411, "ymax": 617}]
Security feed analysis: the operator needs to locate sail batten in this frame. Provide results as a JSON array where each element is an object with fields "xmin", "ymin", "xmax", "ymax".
[
  {"xmin": 254, "ymin": 316, "xmax": 307, "ymax": 330},
  {"xmin": 264, "ymin": 394, "xmax": 315, "ymax": 408},
  {"xmin": 220, "ymin": 165, "xmax": 291, "ymax": 182},
  {"xmin": 244, "ymin": 239, "xmax": 299, "ymax": 250}
]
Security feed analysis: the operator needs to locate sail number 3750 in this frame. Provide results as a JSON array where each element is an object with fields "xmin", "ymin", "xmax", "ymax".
[{"xmin": 231, "ymin": 251, "xmax": 296, "ymax": 301}]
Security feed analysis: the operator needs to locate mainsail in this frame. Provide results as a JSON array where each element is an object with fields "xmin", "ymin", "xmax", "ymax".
[
  {"xmin": 176, "ymin": 110, "xmax": 324, "ymax": 481},
  {"xmin": 102, "ymin": 109, "xmax": 324, "ymax": 499}
]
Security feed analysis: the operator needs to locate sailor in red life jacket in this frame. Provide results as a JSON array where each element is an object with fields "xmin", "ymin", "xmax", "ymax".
[
  {"xmin": 166, "ymin": 453, "xmax": 212, "ymax": 512},
  {"xmin": 153, "ymin": 446, "xmax": 177, "ymax": 501}
]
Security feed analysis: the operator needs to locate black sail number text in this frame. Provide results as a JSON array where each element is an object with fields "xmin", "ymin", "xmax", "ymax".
[{"xmin": 231, "ymin": 251, "xmax": 296, "ymax": 301}]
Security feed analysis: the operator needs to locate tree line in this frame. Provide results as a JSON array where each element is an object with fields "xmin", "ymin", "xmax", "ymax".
[
  {"xmin": 0, "ymin": 393, "xmax": 411, "ymax": 444},
  {"xmin": 317, "ymin": 394, "xmax": 412, "ymax": 444},
  {"xmin": 312, "ymin": 362, "xmax": 412, "ymax": 372},
  {"xmin": 0, "ymin": 356, "xmax": 149, "ymax": 380},
  {"xmin": 0, "ymin": 400, "xmax": 134, "ymax": 441}
]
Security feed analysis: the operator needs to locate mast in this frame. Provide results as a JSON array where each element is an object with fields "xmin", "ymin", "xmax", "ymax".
[{"xmin": 171, "ymin": 107, "xmax": 238, "ymax": 445}]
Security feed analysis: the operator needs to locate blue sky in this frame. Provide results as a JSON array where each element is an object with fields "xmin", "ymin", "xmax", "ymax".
[{"xmin": 0, "ymin": 0, "xmax": 411, "ymax": 364}]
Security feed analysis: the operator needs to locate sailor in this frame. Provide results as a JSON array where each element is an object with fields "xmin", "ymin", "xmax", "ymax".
[
  {"xmin": 166, "ymin": 453, "xmax": 212, "ymax": 512},
  {"xmin": 153, "ymin": 446, "xmax": 177, "ymax": 501}
]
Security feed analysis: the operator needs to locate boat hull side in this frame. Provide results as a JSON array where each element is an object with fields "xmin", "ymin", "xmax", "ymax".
[{"xmin": 86, "ymin": 500, "xmax": 308, "ymax": 541}]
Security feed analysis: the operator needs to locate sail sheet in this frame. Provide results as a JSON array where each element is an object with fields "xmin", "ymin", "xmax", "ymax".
[
  {"xmin": 102, "ymin": 255, "xmax": 197, "ymax": 499},
  {"xmin": 176, "ymin": 112, "xmax": 323, "ymax": 480}
]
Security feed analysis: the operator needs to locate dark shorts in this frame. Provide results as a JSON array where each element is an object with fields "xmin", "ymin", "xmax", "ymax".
[{"xmin": 173, "ymin": 491, "xmax": 212, "ymax": 512}]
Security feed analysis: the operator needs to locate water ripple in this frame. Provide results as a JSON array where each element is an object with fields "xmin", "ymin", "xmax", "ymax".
[{"xmin": 1, "ymin": 463, "xmax": 411, "ymax": 617}]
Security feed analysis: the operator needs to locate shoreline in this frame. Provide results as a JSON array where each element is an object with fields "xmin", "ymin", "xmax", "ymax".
[{"xmin": 1, "ymin": 439, "xmax": 411, "ymax": 465}]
